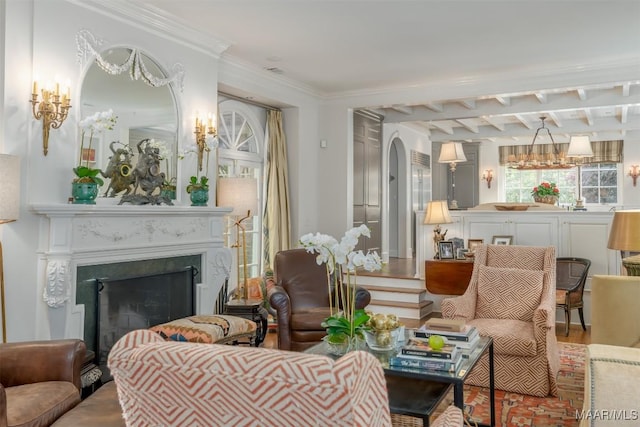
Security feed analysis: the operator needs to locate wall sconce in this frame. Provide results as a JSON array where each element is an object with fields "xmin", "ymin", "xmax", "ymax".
[
  {"xmin": 482, "ymin": 169, "xmax": 493, "ymax": 188},
  {"xmin": 194, "ymin": 113, "xmax": 217, "ymax": 171},
  {"xmin": 30, "ymin": 80, "xmax": 72, "ymax": 156},
  {"xmin": 629, "ymin": 165, "xmax": 639, "ymax": 187}
]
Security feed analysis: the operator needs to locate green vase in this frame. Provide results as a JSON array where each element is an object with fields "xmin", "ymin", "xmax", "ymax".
[
  {"xmin": 72, "ymin": 181, "xmax": 98, "ymax": 204},
  {"xmin": 189, "ymin": 187, "xmax": 209, "ymax": 206},
  {"xmin": 160, "ymin": 186, "xmax": 176, "ymax": 200}
]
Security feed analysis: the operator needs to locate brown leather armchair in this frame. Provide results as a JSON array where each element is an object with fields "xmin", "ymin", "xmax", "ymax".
[
  {"xmin": 269, "ymin": 248, "xmax": 371, "ymax": 351},
  {"xmin": 0, "ymin": 339, "xmax": 86, "ymax": 427}
]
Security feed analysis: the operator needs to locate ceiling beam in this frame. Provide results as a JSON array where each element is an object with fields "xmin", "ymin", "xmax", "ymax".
[
  {"xmin": 429, "ymin": 121, "xmax": 454, "ymax": 135},
  {"xmin": 494, "ymin": 96, "xmax": 511, "ymax": 106},
  {"xmin": 577, "ymin": 89, "xmax": 587, "ymax": 101},
  {"xmin": 483, "ymin": 116, "xmax": 505, "ymax": 131},
  {"xmin": 535, "ymin": 93, "xmax": 547, "ymax": 103},
  {"xmin": 584, "ymin": 109, "xmax": 594, "ymax": 126},
  {"xmin": 455, "ymin": 119, "xmax": 479, "ymax": 133},
  {"xmin": 423, "ymin": 102, "xmax": 443, "ymax": 112},
  {"xmin": 459, "ymin": 99, "xmax": 476, "ymax": 110},
  {"xmin": 620, "ymin": 105, "xmax": 629, "ymax": 124},
  {"xmin": 390, "ymin": 105, "xmax": 413, "ymax": 115}
]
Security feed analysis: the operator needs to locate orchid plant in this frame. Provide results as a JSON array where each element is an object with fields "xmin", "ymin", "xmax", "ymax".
[
  {"xmin": 299, "ymin": 225, "xmax": 382, "ymax": 344},
  {"xmin": 75, "ymin": 109, "xmax": 117, "ymax": 186}
]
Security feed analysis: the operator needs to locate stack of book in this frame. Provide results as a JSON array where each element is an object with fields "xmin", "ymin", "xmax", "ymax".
[
  {"xmin": 414, "ymin": 322, "xmax": 480, "ymax": 350},
  {"xmin": 389, "ymin": 338, "xmax": 462, "ymax": 372}
]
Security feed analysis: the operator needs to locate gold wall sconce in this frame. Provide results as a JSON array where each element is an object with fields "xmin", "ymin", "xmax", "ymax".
[
  {"xmin": 629, "ymin": 165, "xmax": 639, "ymax": 187},
  {"xmin": 482, "ymin": 169, "xmax": 494, "ymax": 188},
  {"xmin": 30, "ymin": 81, "xmax": 72, "ymax": 156},
  {"xmin": 194, "ymin": 113, "xmax": 217, "ymax": 172}
]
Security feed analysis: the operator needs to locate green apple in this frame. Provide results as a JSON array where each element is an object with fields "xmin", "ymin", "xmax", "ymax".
[{"xmin": 429, "ymin": 334, "xmax": 445, "ymax": 351}]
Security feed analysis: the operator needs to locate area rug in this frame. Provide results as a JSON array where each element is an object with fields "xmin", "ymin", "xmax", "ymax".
[{"xmin": 391, "ymin": 342, "xmax": 585, "ymax": 427}]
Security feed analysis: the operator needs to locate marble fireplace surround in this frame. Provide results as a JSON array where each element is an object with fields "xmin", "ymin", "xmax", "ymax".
[{"xmin": 31, "ymin": 203, "xmax": 232, "ymax": 340}]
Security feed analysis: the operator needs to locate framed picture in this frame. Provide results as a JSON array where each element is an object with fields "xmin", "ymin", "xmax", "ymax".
[
  {"xmin": 438, "ymin": 241, "xmax": 455, "ymax": 259},
  {"xmin": 450, "ymin": 237, "xmax": 464, "ymax": 255},
  {"xmin": 467, "ymin": 239, "xmax": 483, "ymax": 252},
  {"xmin": 456, "ymin": 248, "xmax": 469, "ymax": 260},
  {"xmin": 492, "ymin": 235, "xmax": 513, "ymax": 245}
]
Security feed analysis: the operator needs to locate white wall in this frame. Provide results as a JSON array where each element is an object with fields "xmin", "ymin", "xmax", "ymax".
[{"xmin": 2, "ymin": 0, "xmax": 221, "ymax": 340}]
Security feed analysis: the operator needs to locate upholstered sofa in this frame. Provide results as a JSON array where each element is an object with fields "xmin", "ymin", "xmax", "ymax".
[
  {"xmin": 578, "ymin": 275, "xmax": 640, "ymax": 426},
  {"xmin": 0, "ymin": 339, "xmax": 85, "ymax": 427}
]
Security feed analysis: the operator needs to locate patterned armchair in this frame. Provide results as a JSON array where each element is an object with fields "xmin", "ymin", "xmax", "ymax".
[{"xmin": 441, "ymin": 244, "xmax": 559, "ymax": 397}]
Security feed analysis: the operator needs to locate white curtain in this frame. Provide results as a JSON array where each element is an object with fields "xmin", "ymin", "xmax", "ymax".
[{"xmin": 263, "ymin": 110, "xmax": 291, "ymax": 269}]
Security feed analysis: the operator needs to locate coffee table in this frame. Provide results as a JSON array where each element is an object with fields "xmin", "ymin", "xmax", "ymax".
[{"xmin": 306, "ymin": 333, "xmax": 495, "ymax": 427}]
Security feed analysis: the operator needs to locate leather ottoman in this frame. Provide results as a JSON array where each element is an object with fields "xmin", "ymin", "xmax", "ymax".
[{"xmin": 51, "ymin": 382, "xmax": 124, "ymax": 427}]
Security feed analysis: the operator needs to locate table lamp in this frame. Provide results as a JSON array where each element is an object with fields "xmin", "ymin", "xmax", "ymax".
[
  {"xmin": 438, "ymin": 142, "xmax": 466, "ymax": 209},
  {"xmin": 217, "ymin": 177, "xmax": 258, "ymax": 300},
  {"xmin": 424, "ymin": 200, "xmax": 452, "ymax": 259},
  {"xmin": 607, "ymin": 210, "xmax": 640, "ymax": 276},
  {"xmin": 0, "ymin": 154, "xmax": 20, "ymax": 342},
  {"xmin": 566, "ymin": 135, "xmax": 593, "ymax": 210}
]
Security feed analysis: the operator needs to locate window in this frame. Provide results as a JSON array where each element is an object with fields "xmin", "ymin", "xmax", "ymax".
[
  {"xmin": 505, "ymin": 165, "xmax": 619, "ymax": 205},
  {"xmin": 217, "ymin": 101, "xmax": 265, "ymax": 284}
]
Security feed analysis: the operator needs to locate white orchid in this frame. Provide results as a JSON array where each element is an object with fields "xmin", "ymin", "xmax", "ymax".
[
  {"xmin": 78, "ymin": 109, "xmax": 118, "ymax": 168},
  {"xmin": 299, "ymin": 226, "xmax": 382, "ymax": 340}
]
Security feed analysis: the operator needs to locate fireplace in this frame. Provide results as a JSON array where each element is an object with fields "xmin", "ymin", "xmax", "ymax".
[{"xmin": 31, "ymin": 204, "xmax": 232, "ymax": 341}]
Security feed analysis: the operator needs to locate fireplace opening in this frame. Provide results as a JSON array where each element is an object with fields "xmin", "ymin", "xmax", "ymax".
[{"xmin": 76, "ymin": 255, "xmax": 201, "ymax": 379}]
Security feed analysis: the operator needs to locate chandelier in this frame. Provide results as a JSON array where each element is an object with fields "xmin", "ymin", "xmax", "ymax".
[{"xmin": 508, "ymin": 116, "xmax": 574, "ymax": 170}]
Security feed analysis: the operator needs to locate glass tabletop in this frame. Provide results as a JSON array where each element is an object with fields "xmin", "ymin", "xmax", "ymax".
[{"xmin": 305, "ymin": 331, "xmax": 492, "ymax": 384}]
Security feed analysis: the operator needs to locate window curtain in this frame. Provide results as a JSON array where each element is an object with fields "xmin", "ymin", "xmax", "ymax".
[
  {"xmin": 498, "ymin": 140, "xmax": 623, "ymax": 165},
  {"xmin": 263, "ymin": 110, "xmax": 291, "ymax": 269}
]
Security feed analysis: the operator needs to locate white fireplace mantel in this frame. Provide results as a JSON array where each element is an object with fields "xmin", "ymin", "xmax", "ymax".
[{"xmin": 31, "ymin": 203, "xmax": 233, "ymax": 339}]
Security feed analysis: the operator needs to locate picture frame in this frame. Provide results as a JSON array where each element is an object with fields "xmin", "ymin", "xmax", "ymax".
[
  {"xmin": 450, "ymin": 237, "xmax": 464, "ymax": 255},
  {"xmin": 492, "ymin": 235, "xmax": 513, "ymax": 245},
  {"xmin": 438, "ymin": 241, "xmax": 455, "ymax": 259},
  {"xmin": 81, "ymin": 148, "xmax": 96, "ymax": 164},
  {"xmin": 467, "ymin": 239, "xmax": 483, "ymax": 252},
  {"xmin": 456, "ymin": 248, "xmax": 469, "ymax": 260}
]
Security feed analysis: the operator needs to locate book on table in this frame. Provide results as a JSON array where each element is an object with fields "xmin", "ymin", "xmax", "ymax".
[
  {"xmin": 400, "ymin": 338, "xmax": 460, "ymax": 360},
  {"xmin": 413, "ymin": 324, "xmax": 480, "ymax": 350},
  {"xmin": 389, "ymin": 351, "xmax": 462, "ymax": 372}
]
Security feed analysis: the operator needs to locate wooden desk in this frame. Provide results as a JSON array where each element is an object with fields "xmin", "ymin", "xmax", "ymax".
[{"xmin": 425, "ymin": 259, "xmax": 474, "ymax": 295}]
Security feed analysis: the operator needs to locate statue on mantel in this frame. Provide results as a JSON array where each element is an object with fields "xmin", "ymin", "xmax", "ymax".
[
  {"xmin": 119, "ymin": 138, "xmax": 172, "ymax": 206},
  {"xmin": 101, "ymin": 141, "xmax": 134, "ymax": 198}
]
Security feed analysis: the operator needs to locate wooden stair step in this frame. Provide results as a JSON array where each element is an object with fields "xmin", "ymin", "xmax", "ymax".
[
  {"xmin": 369, "ymin": 299, "xmax": 432, "ymax": 309},
  {"xmin": 362, "ymin": 284, "xmax": 425, "ymax": 294}
]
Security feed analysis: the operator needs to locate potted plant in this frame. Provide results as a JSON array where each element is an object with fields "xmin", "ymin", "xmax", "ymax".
[
  {"xmin": 531, "ymin": 181, "xmax": 559, "ymax": 205},
  {"xmin": 73, "ymin": 109, "xmax": 117, "ymax": 204},
  {"xmin": 180, "ymin": 137, "xmax": 214, "ymax": 206},
  {"xmin": 300, "ymin": 225, "xmax": 382, "ymax": 354}
]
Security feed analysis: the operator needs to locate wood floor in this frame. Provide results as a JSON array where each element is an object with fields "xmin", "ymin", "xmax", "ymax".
[{"xmin": 263, "ymin": 256, "xmax": 591, "ymax": 348}]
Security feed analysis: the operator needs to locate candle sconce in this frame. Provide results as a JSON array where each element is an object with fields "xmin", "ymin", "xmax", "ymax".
[
  {"xmin": 482, "ymin": 169, "xmax": 494, "ymax": 189},
  {"xmin": 629, "ymin": 165, "xmax": 639, "ymax": 187},
  {"xmin": 194, "ymin": 114, "xmax": 217, "ymax": 171},
  {"xmin": 30, "ymin": 81, "xmax": 72, "ymax": 156}
]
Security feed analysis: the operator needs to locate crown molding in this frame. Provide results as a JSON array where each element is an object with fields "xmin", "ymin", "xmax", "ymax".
[{"xmin": 66, "ymin": 0, "xmax": 230, "ymax": 58}]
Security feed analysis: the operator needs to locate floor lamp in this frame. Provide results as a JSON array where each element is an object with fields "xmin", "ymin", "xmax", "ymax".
[
  {"xmin": 424, "ymin": 200, "xmax": 453, "ymax": 259},
  {"xmin": 0, "ymin": 154, "xmax": 20, "ymax": 343},
  {"xmin": 217, "ymin": 177, "xmax": 258, "ymax": 300},
  {"xmin": 438, "ymin": 142, "xmax": 467, "ymax": 209},
  {"xmin": 567, "ymin": 135, "xmax": 593, "ymax": 211},
  {"xmin": 607, "ymin": 210, "xmax": 640, "ymax": 276}
]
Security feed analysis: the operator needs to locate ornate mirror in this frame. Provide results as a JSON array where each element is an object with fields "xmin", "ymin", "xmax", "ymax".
[{"xmin": 79, "ymin": 36, "xmax": 181, "ymax": 199}]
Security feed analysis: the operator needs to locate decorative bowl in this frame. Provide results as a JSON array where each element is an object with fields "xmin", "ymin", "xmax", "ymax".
[{"xmin": 363, "ymin": 328, "xmax": 400, "ymax": 351}]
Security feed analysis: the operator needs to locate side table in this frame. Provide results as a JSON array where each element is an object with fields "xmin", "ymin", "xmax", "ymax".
[{"xmin": 224, "ymin": 299, "xmax": 268, "ymax": 346}]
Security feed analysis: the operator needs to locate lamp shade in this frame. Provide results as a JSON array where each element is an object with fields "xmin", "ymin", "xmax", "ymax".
[
  {"xmin": 0, "ymin": 154, "xmax": 20, "ymax": 224},
  {"xmin": 438, "ymin": 142, "xmax": 467, "ymax": 164},
  {"xmin": 424, "ymin": 200, "xmax": 452, "ymax": 225},
  {"xmin": 607, "ymin": 210, "xmax": 640, "ymax": 251},
  {"xmin": 216, "ymin": 177, "xmax": 258, "ymax": 216},
  {"xmin": 567, "ymin": 135, "xmax": 594, "ymax": 158}
]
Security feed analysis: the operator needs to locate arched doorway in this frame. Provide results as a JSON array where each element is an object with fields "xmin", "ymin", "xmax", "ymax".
[{"xmin": 388, "ymin": 137, "xmax": 408, "ymax": 258}]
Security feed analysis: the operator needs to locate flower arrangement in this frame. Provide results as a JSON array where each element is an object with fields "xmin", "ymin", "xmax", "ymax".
[
  {"xmin": 75, "ymin": 109, "xmax": 118, "ymax": 185},
  {"xmin": 531, "ymin": 181, "xmax": 559, "ymax": 198},
  {"xmin": 299, "ymin": 225, "xmax": 382, "ymax": 346}
]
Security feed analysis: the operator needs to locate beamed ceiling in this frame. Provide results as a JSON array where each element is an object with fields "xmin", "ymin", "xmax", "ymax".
[{"xmin": 102, "ymin": 0, "xmax": 640, "ymax": 144}]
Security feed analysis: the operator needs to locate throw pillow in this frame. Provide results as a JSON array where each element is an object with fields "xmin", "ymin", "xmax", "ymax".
[{"xmin": 475, "ymin": 264, "xmax": 544, "ymax": 321}]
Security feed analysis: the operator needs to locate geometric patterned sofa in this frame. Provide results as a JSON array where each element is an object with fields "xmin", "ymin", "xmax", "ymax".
[
  {"xmin": 442, "ymin": 244, "xmax": 560, "ymax": 397},
  {"xmin": 108, "ymin": 329, "xmax": 393, "ymax": 426}
]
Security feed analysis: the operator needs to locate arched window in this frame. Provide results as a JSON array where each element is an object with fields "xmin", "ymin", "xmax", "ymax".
[{"xmin": 217, "ymin": 100, "xmax": 265, "ymax": 286}]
